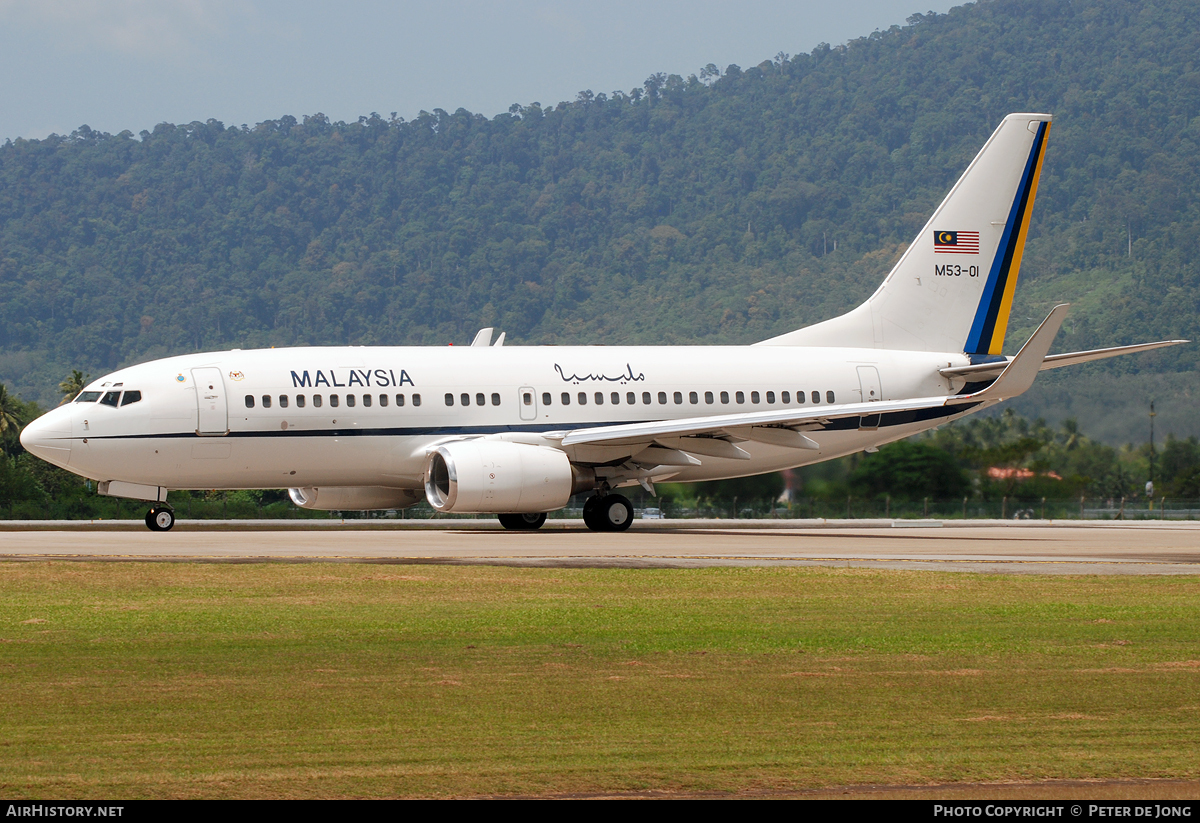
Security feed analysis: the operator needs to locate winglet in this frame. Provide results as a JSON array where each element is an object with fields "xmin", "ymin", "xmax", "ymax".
[{"xmin": 957, "ymin": 303, "xmax": 1069, "ymax": 402}]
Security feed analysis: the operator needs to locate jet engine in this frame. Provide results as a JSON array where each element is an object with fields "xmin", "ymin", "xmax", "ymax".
[
  {"xmin": 288, "ymin": 486, "xmax": 424, "ymax": 511},
  {"xmin": 424, "ymin": 440, "xmax": 594, "ymax": 513}
]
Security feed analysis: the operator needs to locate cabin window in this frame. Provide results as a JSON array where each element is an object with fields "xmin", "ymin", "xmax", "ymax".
[
  {"xmin": 766, "ymin": 391, "xmax": 775, "ymax": 404},
  {"xmin": 673, "ymin": 391, "xmax": 683, "ymax": 405},
  {"xmin": 561, "ymin": 392, "xmax": 570, "ymax": 406},
  {"xmin": 689, "ymin": 391, "xmax": 698, "ymax": 404},
  {"xmin": 262, "ymin": 395, "xmax": 272, "ymax": 409},
  {"xmin": 394, "ymin": 394, "xmax": 403, "ymax": 407},
  {"xmin": 811, "ymin": 391, "xmax": 820, "ymax": 404},
  {"xmin": 412, "ymin": 394, "xmax": 421, "ymax": 406},
  {"xmin": 313, "ymin": 394, "xmax": 323, "ymax": 408},
  {"xmin": 100, "ymin": 391, "xmax": 120, "ymax": 407},
  {"xmin": 627, "ymin": 392, "xmax": 636, "ymax": 405},
  {"xmin": 578, "ymin": 392, "xmax": 587, "ymax": 405},
  {"xmin": 542, "ymin": 392, "xmax": 551, "ymax": 406},
  {"xmin": 445, "ymin": 393, "xmax": 454, "ymax": 406},
  {"xmin": 827, "ymin": 391, "xmax": 836, "ymax": 403},
  {"xmin": 245, "ymin": 395, "xmax": 254, "ymax": 409},
  {"xmin": 491, "ymin": 393, "xmax": 501, "ymax": 406},
  {"xmin": 523, "ymin": 392, "xmax": 532, "ymax": 406},
  {"xmin": 735, "ymin": 391, "xmax": 745, "ymax": 404},
  {"xmin": 279, "ymin": 395, "xmax": 289, "ymax": 409},
  {"xmin": 296, "ymin": 394, "xmax": 307, "ymax": 408},
  {"xmin": 781, "ymin": 391, "xmax": 791, "ymax": 404},
  {"xmin": 720, "ymin": 391, "xmax": 729, "ymax": 404},
  {"xmin": 476, "ymin": 393, "xmax": 485, "ymax": 406},
  {"xmin": 75, "ymin": 391, "xmax": 102, "ymax": 403},
  {"xmin": 750, "ymin": 391, "xmax": 760, "ymax": 404},
  {"xmin": 379, "ymin": 394, "xmax": 388, "ymax": 407},
  {"xmin": 460, "ymin": 393, "xmax": 470, "ymax": 407},
  {"xmin": 346, "ymin": 394, "xmax": 356, "ymax": 408},
  {"xmin": 361, "ymin": 394, "xmax": 370, "ymax": 407},
  {"xmin": 705, "ymin": 391, "xmax": 714, "ymax": 404},
  {"xmin": 611, "ymin": 392, "xmax": 620, "ymax": 405},
  {"xmin": 658, "ymin": 392, "xmax": 667, "ymax": 405},
  {"xmin": 642, "ymin": 392, "xmax": 652, "ymax": 404},
  {"xmin": 797, "ymin": 391, "xmax": 805, "ymax": 404},
  {"xmin": 594, "ymin": 392, "xmax": 603, "ymax": 405},
  {"xmin": 330, "ymin": 394, "xmax": 340, "ymax": 408}
]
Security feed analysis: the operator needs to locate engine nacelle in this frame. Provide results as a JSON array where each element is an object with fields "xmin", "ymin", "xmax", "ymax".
[
  {"xmin": 288, "ymin": 486, "xmax": 423, "ymax": 511},
  {"xmin": 424, "ymin": 440, "xmax": 593, "ymax": 513}
]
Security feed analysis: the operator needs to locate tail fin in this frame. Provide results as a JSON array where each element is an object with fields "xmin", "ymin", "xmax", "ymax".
[{"xmin": 759, "ymin": 113, "xmax": 1052, "ymax": 354}]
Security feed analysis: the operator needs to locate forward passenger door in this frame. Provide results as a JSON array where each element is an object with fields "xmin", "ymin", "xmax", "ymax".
[{"xmin": 192, "ymin": 367, "xmax": 229, "ymax": 435}]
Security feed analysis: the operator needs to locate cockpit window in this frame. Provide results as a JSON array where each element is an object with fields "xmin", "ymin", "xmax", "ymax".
[
  {"xmin": 120, "ymin": 391, "xmax": 142, "ymax": 406},
  {"xmin": 75, "ymin": 391, "xmax": 102, "ymax": 403},
  {"xmin": 99, "ymin": 391, "xmax": 120, "ymax": 407}
]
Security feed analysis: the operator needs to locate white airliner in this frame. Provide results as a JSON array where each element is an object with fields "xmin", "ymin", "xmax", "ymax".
[{"xmin": 20, "ymin": 113, "xmax": 1186, "ymax": 532}]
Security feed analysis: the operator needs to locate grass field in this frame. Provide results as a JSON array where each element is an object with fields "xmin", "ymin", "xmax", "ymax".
[{"xmin": 1, "ymin": 562, "xmax": 1198, "ymax": 798}]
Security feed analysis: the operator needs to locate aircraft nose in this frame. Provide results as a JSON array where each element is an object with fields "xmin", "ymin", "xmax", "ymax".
[{"xmin": 20, "ymin": 408, "xmax": 73, "ymax": 469}]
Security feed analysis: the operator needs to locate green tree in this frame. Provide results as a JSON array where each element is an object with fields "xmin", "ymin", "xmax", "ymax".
[
  {"xmin": 58, "ymin": 370, "xmax": 89, "ymax": 405},
  {"xmin": 850, "ymin": 441, "xmax": 969, "ymax": 501},
  {"xmin": 0, "ymin": 384, "xmax": 23, "ymax": 437}
]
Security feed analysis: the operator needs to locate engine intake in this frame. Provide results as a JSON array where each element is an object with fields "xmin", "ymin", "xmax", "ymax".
[{"xmin": 424, "ymin": 440, "xmax": 593, "ymax": 513}]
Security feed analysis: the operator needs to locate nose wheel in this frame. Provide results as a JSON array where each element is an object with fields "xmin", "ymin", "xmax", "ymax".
[
  {"xmin": 582, "ymin": 493, "xmax": 634, "ymax": 532},
  {"xmin": 145, "ymin": 507, "xmax": 175, "ymax": 532}
]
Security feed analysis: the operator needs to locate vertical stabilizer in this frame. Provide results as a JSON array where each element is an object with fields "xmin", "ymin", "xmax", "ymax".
[{"xmin": 759, "ymin": 113, "xmax": 1052, "ymax": 354}]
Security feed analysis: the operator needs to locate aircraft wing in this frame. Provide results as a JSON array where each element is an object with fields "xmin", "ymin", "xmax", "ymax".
[
  {"xmin": 562, "ymin": 304, "xmax": 1070, "ymax": 454},
  {"xmin": 559, "ymin": 393, "xmax": 978, "ymax": 451}
]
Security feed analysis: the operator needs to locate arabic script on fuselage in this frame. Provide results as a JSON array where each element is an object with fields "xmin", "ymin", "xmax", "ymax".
[{"xmin": 553, "ymin": 363, "xmax": 645, "ymax": 383}]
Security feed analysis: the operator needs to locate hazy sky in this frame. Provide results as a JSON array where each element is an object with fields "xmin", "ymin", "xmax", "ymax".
[{"xmin": 0, "ymin": 0, "xmax": 961, "ymax": 141}]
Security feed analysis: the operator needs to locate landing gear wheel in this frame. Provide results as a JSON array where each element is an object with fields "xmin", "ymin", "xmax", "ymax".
[
  {"xmin": 145, "ymin": 507, "xmax": 175, "ymax": 532},
  {"xmin": 498, "ymin": 512, "xmax": 547, "ymax": 530},
  {"xmin": 583, "ymin": 494, "xmax": 634, "ymax": 532},
  {"xmin": 599, "ymin": 494, "xmax": 634, "ymax": 532},
  {"xmin": 582, "ymin": 495, "xmax": 603, "ymax": 531}
]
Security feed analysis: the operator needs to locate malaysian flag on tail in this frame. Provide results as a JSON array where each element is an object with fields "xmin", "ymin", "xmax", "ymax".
[{"xmin": 933, "ymin": 230, "xmax": 980, "ymax": 254}]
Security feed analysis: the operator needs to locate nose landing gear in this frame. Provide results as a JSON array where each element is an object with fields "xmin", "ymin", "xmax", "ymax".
[
  {"xmin": 582, "ymin": 493, "xmax": 634, "ymax": 532},
  {"xmin": 145, "ymin": 507, "xmax": 175, "ymax": 532}
]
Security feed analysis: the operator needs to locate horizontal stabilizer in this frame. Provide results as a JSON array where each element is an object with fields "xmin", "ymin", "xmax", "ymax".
[{"xmin": 940, "ymin": 339, "xmax": 1190, "ymax": 381}]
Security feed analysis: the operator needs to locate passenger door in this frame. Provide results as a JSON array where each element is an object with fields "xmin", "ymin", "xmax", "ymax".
[
  {"xmin": 192, "ymin": 367, "xmax": 229, "ymax": 435},
  {"xmin": 857, "ymin": 366, "xmax": 882, "ymax": 431}
]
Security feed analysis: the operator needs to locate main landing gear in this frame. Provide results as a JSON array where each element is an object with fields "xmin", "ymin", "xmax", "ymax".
[
  {"xmin": 498, "ymin": 512, "xmax": 548, "ymax": 530},
  {"xmin": 583, "ymin": 493, "xmax": 634, "ymax": 532},
  {"xmin": 145, "ymin": 507, "xmax": 175, "ymax": 532}
]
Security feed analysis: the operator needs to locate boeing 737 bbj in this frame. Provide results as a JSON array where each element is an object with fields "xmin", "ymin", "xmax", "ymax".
[{"xmin": 20, "ymin": 113, "xmax": 1186, "ymax": 531}]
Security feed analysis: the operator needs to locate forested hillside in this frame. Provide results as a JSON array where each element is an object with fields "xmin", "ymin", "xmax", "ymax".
[{"xmin": 1, "ymin": 0, "xmax": 1198, "ymax": 440}]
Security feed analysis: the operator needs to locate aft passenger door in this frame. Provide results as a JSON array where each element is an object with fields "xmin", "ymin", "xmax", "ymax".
[
  {"xmin": 856, "ymin": 366, "xmax": 882, "ymax": 431},
  {"xmin": 192, "ymin": 367, "xmax": 229, "ymax": 435}
]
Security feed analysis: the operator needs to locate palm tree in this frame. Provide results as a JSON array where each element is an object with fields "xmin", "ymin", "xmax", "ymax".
[
  {"xmin": 58, "ymin": 370, "xmax": 89, "ymax": 405},
  {"xmin": 0, "ymin": 384, "xmax": 23, "ymax": 436}
]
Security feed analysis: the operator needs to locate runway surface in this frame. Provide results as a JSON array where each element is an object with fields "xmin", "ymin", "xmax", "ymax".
[{"xmin": 2, "ymin": 520, "xmax": 1199, "ymax": 574}]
